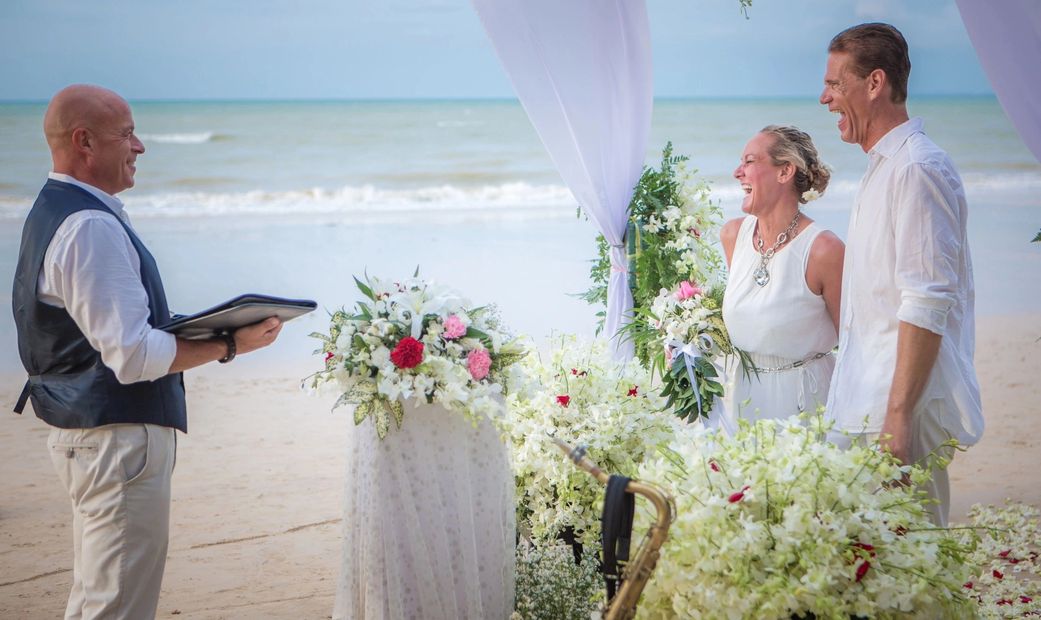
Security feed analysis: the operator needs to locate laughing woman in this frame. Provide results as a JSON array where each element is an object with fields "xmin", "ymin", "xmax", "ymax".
[{"xmin": 711, "ymin": 125, "xmax": 845, "ymax": 434}]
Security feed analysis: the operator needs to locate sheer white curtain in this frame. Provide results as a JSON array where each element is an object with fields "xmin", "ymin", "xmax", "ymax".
[
  {"xmin": 956, "ymin": 0, "xmax": 1041, "ymax": 163},
  {"xmin": 471, "ymin": 0, "xmax": 653, "ymax": 359}
]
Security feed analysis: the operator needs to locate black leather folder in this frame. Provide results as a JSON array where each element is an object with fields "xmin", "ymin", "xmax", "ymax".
[{"xmin": 160, "ymin": 294, "xmax": 317, "ymax": 340}]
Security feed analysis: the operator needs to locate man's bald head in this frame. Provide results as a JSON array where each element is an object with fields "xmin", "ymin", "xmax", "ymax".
[
  {"xmin": 43, "ymin": 84, "xmax": 144, "ymax": 195},
  {"xmin": 44, "ymin": 85, "xmax": 128, "ymax": 153}
]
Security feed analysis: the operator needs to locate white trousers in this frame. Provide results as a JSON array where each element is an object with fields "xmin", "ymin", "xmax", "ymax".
[
  {"xmin": 827, "ymin": 400, "xmax": 954, "ymax": 527},
  {"xmin": 48, "ymin": 423, "xmax": 176, "ymax": 620}
]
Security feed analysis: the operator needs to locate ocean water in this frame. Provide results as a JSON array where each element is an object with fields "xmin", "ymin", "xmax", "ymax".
[{"xmin": 0, "ymin": 98, "xmax": 1038, "ymax": 376}]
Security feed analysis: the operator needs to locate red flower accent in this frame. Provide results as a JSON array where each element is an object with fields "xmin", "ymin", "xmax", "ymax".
[
  {"xmin": 728, "ymin": 485, "xmax": 750, "ymax": 503},
  {"xmin": 854, "ymin": 560, "xmax": 870, "ymax": 582},
  {"xmin": 993, "ymin": 569, "xmax": 1004, "ymax": 580},
  {"xmin": 569, "ymin": 368, "xmax": 588, "ymax": 377},
  {"xmin": 709, "ymin": 460, "xmax": 720, "ymax": 472},
  {"xmin": 325, "ymin": 351, "xmax": 334, "ymax": 362},
  {"xmin": 390, "ymin": 337, "xmax": 424, "ymax": 369},
  {"xmin": 997, "ymin": 599, "xmax": 1013, "ymax": 606},
  {"xmin": 556, "ymin": 395, "xmax": 571, "ymax": 407},
  {"xmin": 852, "ymin": 542, "xmax": 876, "ymax": 556},
  {"xmin": 571, "ymin": 368, "xmax": 578, "ymax": 375},
  {"xmin": 999, "ymin": 549, "xmax": 1011, "ymax": 558},
  {"xmin": 1022, "ymin": 596, "xmax": 1034, "ymax": 604},
  {"xmin": 627, "ymin": 386, "xmax": 638, "ymax": 397},
  {"xmin": 963, "ymin": 581, "xmax": 974, "ymax": 589}
]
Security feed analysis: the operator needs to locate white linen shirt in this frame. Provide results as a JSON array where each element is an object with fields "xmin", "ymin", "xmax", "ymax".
[
  {"xmin": 825, "ymin": 118, "xmax": 984, "ymax": 445},
  {"xmin": 37, "ymin": 173, "xmax": 177, "ymax": 384}
]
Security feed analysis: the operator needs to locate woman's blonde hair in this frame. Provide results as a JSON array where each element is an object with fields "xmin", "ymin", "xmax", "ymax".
[{"xmin": 761, "ymin": 125, "xmax": 831, "ymax": 204}]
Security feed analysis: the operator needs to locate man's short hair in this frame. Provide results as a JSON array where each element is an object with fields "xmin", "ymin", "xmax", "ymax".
[{"xmin": 829, "ymin": 23, "xmax": 911, "ymax": 104}]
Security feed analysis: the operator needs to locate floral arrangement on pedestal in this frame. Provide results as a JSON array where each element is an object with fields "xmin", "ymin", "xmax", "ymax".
[
  {"xmin": 503, "ymin": 335, "xmax": 676, "ymax": 547},
  {"xmin": 636, "ymin": 415, "xmax": 978, "ymax": 619},
  {"xmin": 584, "ymin": 143, "xmax": 746, "ymax": 421},
  {"xmin": 307, "ymin": 273, "xmax": 525, "ymax": 439}
]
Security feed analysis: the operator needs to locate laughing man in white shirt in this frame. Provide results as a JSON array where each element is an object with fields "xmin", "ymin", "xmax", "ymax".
[{"xmin": 819, "ymin": 24, "xmax": 983, "ymax": 526}]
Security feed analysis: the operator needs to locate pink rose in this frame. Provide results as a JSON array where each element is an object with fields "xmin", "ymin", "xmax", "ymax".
[
  {"xmin": 467, "ymin": 348, "xmax": 492, "ymax": 381},
  {"xmin": 673, "ymin": 280, "xmax": 703, "ymax": 301},
  {"xmin": 443, "ymin": 315, "xmax": 467, "ymax": 340}
]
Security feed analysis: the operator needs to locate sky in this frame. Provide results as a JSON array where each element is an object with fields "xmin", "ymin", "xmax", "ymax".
[{"xmin": 0, "ymin": 0, "xmax": 993, "ymax": 101}]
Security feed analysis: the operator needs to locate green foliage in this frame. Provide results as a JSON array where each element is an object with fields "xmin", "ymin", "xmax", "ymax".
[{"xmin": 1033, "ymin": 228, "xmax": 1041, "ymax": 243}]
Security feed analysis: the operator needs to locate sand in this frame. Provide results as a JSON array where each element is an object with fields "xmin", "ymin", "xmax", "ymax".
[{"xmin": 1, "ymin": 315, "xmax": 1039, "ymax": 619}]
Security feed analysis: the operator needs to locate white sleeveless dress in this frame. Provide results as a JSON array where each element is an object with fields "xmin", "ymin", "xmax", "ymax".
[{"xmin": 710, "ymin": 216, "xmax": 838, "ymax": 435}]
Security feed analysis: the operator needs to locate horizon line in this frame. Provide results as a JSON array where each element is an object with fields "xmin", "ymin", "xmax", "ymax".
[{"xmin": 0, "ymin": 93, "xmax": 999, "ymax": 105}]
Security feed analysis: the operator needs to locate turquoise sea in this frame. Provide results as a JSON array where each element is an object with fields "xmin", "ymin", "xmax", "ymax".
[{"xmin": 0, "ymin": 98, "xmax": 1039, "ymax": 376}]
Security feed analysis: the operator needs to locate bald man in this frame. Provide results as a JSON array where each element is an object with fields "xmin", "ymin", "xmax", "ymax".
[{"xmin": 12, "ymin": 85, "xmax": 283, "ymax": 619}]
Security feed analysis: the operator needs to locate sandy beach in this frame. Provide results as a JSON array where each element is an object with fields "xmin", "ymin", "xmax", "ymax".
[{"xmin": 0, "ymin": 314, "xmax": 1037, "ymax": 619}]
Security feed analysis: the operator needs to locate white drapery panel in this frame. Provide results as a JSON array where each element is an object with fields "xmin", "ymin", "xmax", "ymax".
[
  {"xmin": 471, "ymin": 0, "xmax": 653, "ymax": 359},
  {"xmin": 956, "ymin": 0, "xmax": 1041, "ymax": 163}
]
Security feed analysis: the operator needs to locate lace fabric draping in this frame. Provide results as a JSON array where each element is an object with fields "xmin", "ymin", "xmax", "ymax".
[
  {"xmin": 956, "ymin": 0, "xmax": 1041, "ymax": 163},
  {"xmin": 333, "ymin": 400, "xmax": 515, "ymax": 620},
  {"xmin": 471, "ymin": 0, "xmax": 654, "ymax": 359}
]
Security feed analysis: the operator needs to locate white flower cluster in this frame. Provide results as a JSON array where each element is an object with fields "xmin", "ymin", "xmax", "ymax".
[
  {"xmin": 512, "ymin": 542, "xmax": 604, "ymax": 620},
  {"xmin": 640, "ymin": 162, "xmax": 725, "ymax": 288},
  {"xmin": 649, "ymin": 285, "xmax": 730, "ymax": 358},
  {"xmin": 309, "ymin": 275, "xmax": 523, "ymax": 438},
  {"xmin": 637, "ymin": 416, "xmax": 975, "ymax": 619},
  {"xmin": 503, "ymin": 335, "xmax": 677, "ymax": 546}
]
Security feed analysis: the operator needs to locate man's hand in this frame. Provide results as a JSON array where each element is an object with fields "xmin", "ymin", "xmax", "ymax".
[
  {"xmin": 881, "ymin": 321, "xmax": 943, "ymax": 466},
  {"xmin": 168, "ymin": 317, "xmax": 283, "ymax": 374},
  {"xmin": 233, "ymin": 317, "xmax": 283, "ymax": 355},
  {"xmin": 879, "ymin": 413, "xmax": 912, "ymax": 465}
]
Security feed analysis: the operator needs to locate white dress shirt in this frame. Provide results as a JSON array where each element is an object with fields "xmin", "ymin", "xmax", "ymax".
[
  {"xmin": 37, "ymin": 173, "xmax": 177, "ymax": 384},
  {"xmin": 826, "ymin": 118, "xmax": 984, "ymax": 445}
]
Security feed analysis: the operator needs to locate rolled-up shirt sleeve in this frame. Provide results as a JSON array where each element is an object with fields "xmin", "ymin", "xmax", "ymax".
[
  {"xmin": 44, "ymin": 214, "xmax": 177, "ymax": 383},
  {"xmin": 891, "ymin": 162, "xmax": 963, "ymax": 335}
]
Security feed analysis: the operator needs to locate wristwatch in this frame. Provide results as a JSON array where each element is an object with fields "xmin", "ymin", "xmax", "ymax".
[{"xmin": 218, "ymin": 332, "xmax": 237, "ymax": 364}]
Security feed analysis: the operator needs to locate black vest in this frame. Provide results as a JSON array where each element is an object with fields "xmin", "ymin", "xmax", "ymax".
[{"xmin": 12, "ymin": 180, "xmax": 187, "ymax": 432}]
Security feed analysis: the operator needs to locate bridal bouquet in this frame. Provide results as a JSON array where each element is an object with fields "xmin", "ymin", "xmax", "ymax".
[
  {"xmin": 308, "ymin": 273, "xmax": 525, "ymax": 439},
  {"xmin": 503, "ymin": 335, "xmax": 676, "ymax": 546},
  {"xmin": 629, "ymin": 281, "xmax": 748, "ymax": 422},
  {"xmin": 636, "ymin": 416, "xmax": 976, "ymax": 619}
]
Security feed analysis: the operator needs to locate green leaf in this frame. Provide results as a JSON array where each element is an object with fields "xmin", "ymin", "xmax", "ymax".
[
  {"xmin": 1033, "ymin": 229, "xmax": 1041, "ymax": 243},
  {"xmin": 390, "ymin": 399, "xmax": 404, "ymax": 429},
  {"xmin": 375, "ymin": 404, "xmax": 390, "ymax": 440},
  {"xmin": 309, "ymin": 331, "xmax": 331, "ymax": 343},
  {"xmin": 353, "ymin": 400, "xmax": 372, "ymax": 425},
  {"xmin": 353, "ymin": 276, "xmax": 375, "ymax": 301}
]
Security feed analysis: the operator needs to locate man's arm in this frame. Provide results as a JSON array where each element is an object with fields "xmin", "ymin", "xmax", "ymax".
[
  {"xmin": 882, "ymin": 161, "xmax": 964, "ymax": 463},
  {"xmin": 880, "ymin": 321, "xmax": 941, "ymax": 464},
  {"xmin": 168, "ymin": 317, "xmax": 283, "ymax": 374}
]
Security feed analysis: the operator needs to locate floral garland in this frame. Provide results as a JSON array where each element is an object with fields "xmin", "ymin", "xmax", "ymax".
[
  {"xmin": 636, "ymin": 416, "xmax": 977, "ymax": 619},
  {"xmin": 956, "ymin": 501, "xmax": 1040, "ymax": 617},
  {"xmin": 503, "ymin": 335, "xmax": 676, "ymax": 546},
  {"xmin": 307, "ymin": 274, "xmax": 524, "ymax": 439},
  {"xmin": 585, "ymin": 143, "xmax": 742, "ymax": 421}
]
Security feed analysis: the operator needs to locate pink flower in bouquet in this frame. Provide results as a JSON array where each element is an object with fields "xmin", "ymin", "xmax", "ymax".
[
  {"xmin": 467, "ymin": 348, "xmax": 492, "ymax": 381},
  {"xmin": 673, "ymin": 280, "xmax": 703, "ymax": 301},
  {"xmin": 854, "ymin": 560, "xmax": 871, "ymax": 582},
  {"xmin": 556, "ymin": 395, "xmax": 570, "ymax": 408},
  {"xmin": 728, "ymin": 485, "xmax": 750, "ymax": 503},
  {"xmin": 442, "ymin": 315, "xmax": 467, "ymax": 340},
  {"xmin": 390, "ymin": 337, "xmax": 424, "ymax": 369}
]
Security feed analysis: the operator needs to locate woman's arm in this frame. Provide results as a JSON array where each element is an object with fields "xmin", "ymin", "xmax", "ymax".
[{"xmin": 806, "ymin": 230, "xmax": 845, "ymax": 332}]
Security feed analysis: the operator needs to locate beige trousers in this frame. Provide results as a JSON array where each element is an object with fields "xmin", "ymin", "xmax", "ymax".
[
  {"xmin": 827, "ymin": 400, "xmax": 955, "ymax": 527},
  {"xmin": 48, "ymin": 423, "xmax": 176, "ymax": 620}
]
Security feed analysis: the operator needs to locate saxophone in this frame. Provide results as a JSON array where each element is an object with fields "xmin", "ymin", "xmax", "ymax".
[{"xmin": 551, "ymin": 438, "xmax": 675, "ymax": 620}]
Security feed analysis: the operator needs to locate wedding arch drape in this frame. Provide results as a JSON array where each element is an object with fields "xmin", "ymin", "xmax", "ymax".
[
  {"xmin": 956, "ymin": 0, "xmax": 1041, "ymax": 163},
  {"xmin": 471, "ymin": 0, "xmax": 654, "ymax": 359}
]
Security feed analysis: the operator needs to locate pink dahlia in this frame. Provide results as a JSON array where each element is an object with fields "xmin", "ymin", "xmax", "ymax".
[
  {"xmin": 673, "ymin": 280, "xmax": 703, "ymax": 301},
  {"xmin": 442, "ymin": 315, "xmax": 467, "ymax": 340},
  {"xmin": 467, "ymin": 348, "xmax": 492, "ymax": 381}
]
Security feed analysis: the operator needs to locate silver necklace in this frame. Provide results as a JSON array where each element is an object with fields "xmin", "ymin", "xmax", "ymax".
[{"xmin": 752, "ymin": 212, "xmax": 801, "ymax": 287}]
